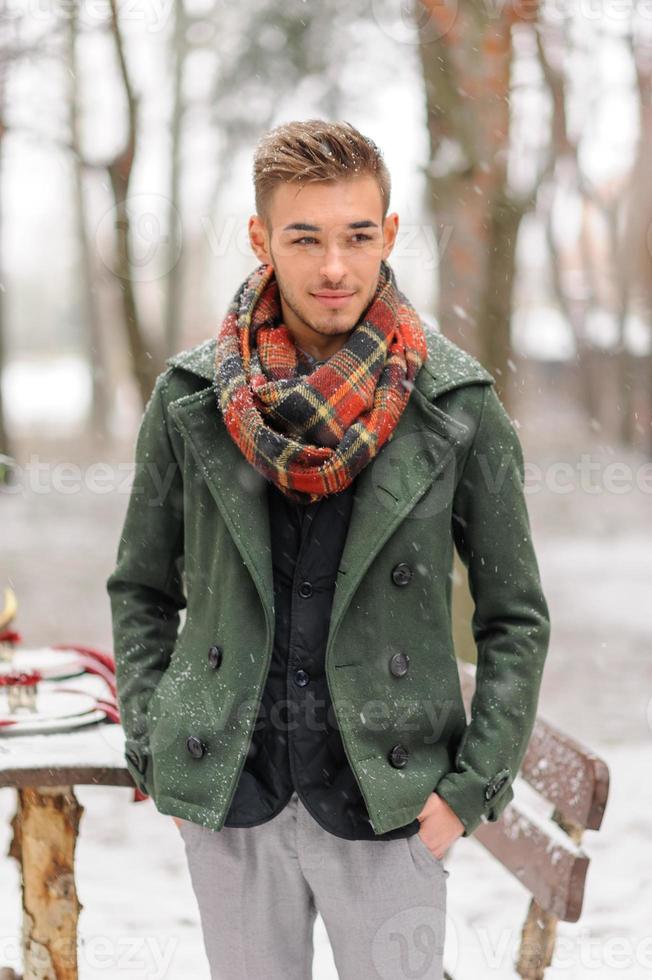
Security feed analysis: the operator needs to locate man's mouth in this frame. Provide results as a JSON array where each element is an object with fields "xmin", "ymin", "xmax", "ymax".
[{"xmin": 311, "ymin": 291, "xmax": 355, "ymax": 309}]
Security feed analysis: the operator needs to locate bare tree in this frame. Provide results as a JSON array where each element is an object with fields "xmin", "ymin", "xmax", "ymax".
[
  {"xmin": 536, "ymin": 11, "xmax": 649, "ymax": 449},
  {"xmin": 0, "ymin": 21, "xmax": 56, "ymax": 464},
  {"xmin": 623, "ymin": 15, "xmax": 652, "ymax": 453},
  {"xmin": 0, "ymin": 64, "xmax": 7, "ymax": 465},
  {"xmin": 163, "ymin": 0, "xmax": 188, "ymax": 359},
  {"xmin": 65, "ymin": 1, "xmax": 110, "ymax": 439},
  {"xmin": 535, "ymin": 15, "xmax": 604, "ymax": 425}
]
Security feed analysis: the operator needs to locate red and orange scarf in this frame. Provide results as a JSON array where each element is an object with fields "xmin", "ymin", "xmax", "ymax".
[{"xmin": 214, "ymin": 259, "xmax": 427, "ymax": 504}]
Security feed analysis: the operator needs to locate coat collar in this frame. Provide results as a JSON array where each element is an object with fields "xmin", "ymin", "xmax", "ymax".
[{"xmin": 164, "ymin": 327, "xmax": 494, "ymax": 647}]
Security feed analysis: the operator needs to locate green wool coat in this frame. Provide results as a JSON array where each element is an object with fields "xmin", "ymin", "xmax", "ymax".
[{"xmin": 106, "ymin": 328, "xmax": 550, "ymax": 838}]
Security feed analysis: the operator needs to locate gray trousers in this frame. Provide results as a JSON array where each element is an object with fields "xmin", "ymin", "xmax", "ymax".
[{"xmin": 178, "ymin": 789, "xmax": 448, "ymax": 980}]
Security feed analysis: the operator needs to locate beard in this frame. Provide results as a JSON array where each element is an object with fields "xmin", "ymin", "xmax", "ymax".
[{"xmin": 272, "ymin": 263, "xmax": 379, "ymax": 339}]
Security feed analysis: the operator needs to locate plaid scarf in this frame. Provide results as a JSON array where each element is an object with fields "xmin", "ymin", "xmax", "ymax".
[{"xmin": 214, "ymin": 258, "xmax": 428, "ymax": 504}]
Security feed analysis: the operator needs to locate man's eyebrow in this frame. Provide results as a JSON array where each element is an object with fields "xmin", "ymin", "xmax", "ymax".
[{"xmin": 281, "ymin": 220, "xmax": 380, "ymax": 232}]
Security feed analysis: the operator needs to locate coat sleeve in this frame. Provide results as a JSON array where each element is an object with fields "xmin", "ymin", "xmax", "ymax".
[
  {"xmin": 106, "ymin": 369, "xmax": 186, "ymax": 795},
  {"xmin": 434, "ymin": 383, "xmax": 551, "ymax": 836}
]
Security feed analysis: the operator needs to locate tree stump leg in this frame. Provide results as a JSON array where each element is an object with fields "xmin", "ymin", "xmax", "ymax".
[
  {"xmin": 516, "ymin": 898, "xmax": 557, "ymax": 980},
  {"xmin": 8, "ymin": 786, "xmax": 83, "ymax": 980}
]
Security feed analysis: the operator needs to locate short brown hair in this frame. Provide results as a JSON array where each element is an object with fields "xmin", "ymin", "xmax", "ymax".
[{"xmin": 252, "ymin": 119, "xmax": 391, "ymax": 226}]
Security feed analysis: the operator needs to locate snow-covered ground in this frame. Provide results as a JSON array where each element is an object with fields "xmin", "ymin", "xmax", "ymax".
[{"xmin": 1, "ymin": 415, "xmax": 651, "ymax": 978}]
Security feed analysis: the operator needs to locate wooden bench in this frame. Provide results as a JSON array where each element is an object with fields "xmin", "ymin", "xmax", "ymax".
[{"xmin": 444, "ymin": 660, "xmax": 610, "ymax": 980}]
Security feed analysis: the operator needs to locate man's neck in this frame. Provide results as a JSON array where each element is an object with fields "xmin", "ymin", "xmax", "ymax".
[{"xmin": 294, "ymin": 336, "xmax": 349, "ymax": 363}]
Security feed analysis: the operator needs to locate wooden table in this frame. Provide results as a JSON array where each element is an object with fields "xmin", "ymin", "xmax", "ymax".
[{"xmin": 0, "ymin": 711, "xmax": 134, "ymax": 980}]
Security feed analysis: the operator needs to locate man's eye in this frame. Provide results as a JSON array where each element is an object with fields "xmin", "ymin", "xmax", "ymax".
[{"xmin": 291, "ymin": 234, "xmax": 373, "ymax": 245}]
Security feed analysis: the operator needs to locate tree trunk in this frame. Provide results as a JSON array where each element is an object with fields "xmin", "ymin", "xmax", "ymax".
[
  {"xmin": 107, "ymin": 0, "xmax": 160, "ymax": 406},
  {"xmin": 416, "ymin": 0, "xmax": 537, "ymax": 413}
]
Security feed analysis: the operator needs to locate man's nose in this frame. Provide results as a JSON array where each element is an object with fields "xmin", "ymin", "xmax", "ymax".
[{"xmin": 319, "ymin": 246, "xmax": 347, "ymax": 285}]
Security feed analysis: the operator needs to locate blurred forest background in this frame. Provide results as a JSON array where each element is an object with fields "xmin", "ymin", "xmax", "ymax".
[
  {"xmin": 1, "ymin": 2, "xmax": 652, "ymax": 977},
  {"xmin": 1, "ymin": 0, "xmax": 652, "ymax": 453}
]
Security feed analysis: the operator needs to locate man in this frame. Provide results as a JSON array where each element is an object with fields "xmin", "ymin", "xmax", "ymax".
[{"xmin": 107, "ymin": 119, "xmax": 550, "ymax": 980}]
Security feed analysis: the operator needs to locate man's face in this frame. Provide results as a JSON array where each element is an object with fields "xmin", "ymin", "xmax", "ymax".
[{"xmin": 248, "ymin": 176, "xmax": 399, "ymax": 341}]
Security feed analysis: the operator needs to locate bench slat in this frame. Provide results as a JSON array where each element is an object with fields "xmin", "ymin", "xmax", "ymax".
[
  {"xmin": 474, "ymin": 802, "xmax": 590, "ymax": 921},
  {"xmin": 0, "ymin": 766, "xmax": 134, "ymax": 789}
]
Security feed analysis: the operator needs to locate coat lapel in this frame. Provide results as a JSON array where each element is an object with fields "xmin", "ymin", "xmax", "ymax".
[
  {"xmin": 164, "ymin": 331, "xmax": 494, "ymax": 635},
  {"xmin": 166, "ymin": 385, "xmax": 275, "ymax": 622},
  {"xmin": 328, "ymin": 386, "xmax": 472, "ymax": 643}
]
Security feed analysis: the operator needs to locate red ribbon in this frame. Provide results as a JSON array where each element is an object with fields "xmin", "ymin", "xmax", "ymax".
[
  {"xmin": 0, "ymin": 629, "xmax": 22, "ymax": 644},
  {"xmin": 0, "ymin": 669, "xmax": 42, "ymax": 687}
]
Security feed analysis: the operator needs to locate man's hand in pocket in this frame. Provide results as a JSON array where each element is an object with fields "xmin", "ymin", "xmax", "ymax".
[{"xmin": 415, "ymin": 792, "xmax": 464, "ymax": 859}]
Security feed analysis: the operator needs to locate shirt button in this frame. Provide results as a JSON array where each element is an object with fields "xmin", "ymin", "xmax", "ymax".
[
  {"xmin": 294, "ymin": 668, "xmax": 310, "ymax": 687},
  {"xmin": 298, "ymin": 581, "xmax": 313, "ymax": 598},
  {"xmin": 207, "ymin": 645, "xmax": 223, "ymax": 669}
]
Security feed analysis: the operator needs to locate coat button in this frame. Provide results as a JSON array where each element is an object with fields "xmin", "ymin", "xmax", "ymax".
[
  {"xmin": 207, "ymin": 645, "xmax": 223, "ymax": 669},
  {"xmin": 391, "ymin": 562, "xmax": 413, "ymax": 587},
  {"xmin": 388, "ymin": 743, "xmax": 409, "ymax": 768},
  {"xmin": 389, "ymin": 652, "xmax": 410, "ymax": 677},
  {"xmin": 298, "ymin": 581, "xmax": 313, "ymax": 598},
  {"xmin": 186, "ymin": 735, "xmax": 207, "ymax": 759},
  {"xmin": 294, "ymin": 668, "xmax": 310, "ymax": 687}
]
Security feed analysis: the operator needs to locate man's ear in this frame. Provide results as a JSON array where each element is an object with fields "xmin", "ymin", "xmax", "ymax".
[
  {"xmin": 248, "ymin": 214, "xmax": 271, "ymax": 264},
  {"xmin": 382, "ymin": 211, "xmax": 399, "ymax": 259}
]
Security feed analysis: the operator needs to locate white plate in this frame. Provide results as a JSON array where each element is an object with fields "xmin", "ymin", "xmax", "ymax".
[
  {"xmin": 0, "ymin": 648, "xmax": 85, "ymax": 681},
  {"xmin": 0, "ymin": 707, "xmax": 108, "ymax": 737},
  {"xmin": 0, "ymin": 689, "xmax": 98, "ymax": 724}
]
